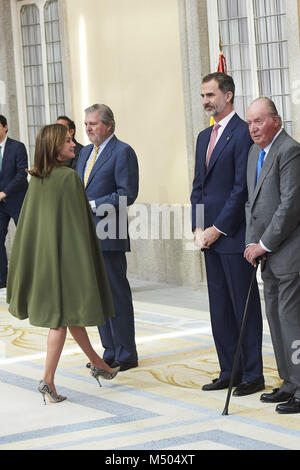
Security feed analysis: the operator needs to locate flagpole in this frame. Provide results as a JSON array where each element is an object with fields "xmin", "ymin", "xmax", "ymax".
[{"xmin": 210, "ymin": 38, "xmax": 227, "ymax": 127}]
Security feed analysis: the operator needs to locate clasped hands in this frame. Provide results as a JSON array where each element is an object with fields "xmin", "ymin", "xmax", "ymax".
[{"xmin": 193, "ymin": 226, "xmax": 221, "ymax": 250}]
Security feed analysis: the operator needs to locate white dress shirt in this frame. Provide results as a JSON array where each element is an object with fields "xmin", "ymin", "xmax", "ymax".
[{"xmin": 0, "ymin": 136, "xmax": 7, "ymax": 156}]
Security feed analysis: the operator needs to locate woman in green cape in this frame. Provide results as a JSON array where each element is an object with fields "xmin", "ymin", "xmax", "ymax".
[{"xmin": 6, "ymin": 124, "xmax": 119, "ymax": 404}]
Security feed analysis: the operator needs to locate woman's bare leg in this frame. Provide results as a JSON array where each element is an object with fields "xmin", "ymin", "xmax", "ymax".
[
  {"xmin": 68, "ymin": 326, "xmax": 115, "ymax": 373},
  {"xmin": 43, "ymin": 326, "xmax": 67, "ymax": 394}
]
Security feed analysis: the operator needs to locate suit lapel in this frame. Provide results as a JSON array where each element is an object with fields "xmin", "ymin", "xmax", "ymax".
[
  {"xmin": 199, "ymin": 130, "xmax": 211, "ymax": 180},
  {"xmin": 1, "ymin": 137, "xmax": 13, "ymax": 172},
  {"xmin": 205, "ymin": 114, "xmax": 239, "ymax": 178},
  {"xmin": 252, "ymin": 150, "xmax": 276, "ymax": 201},
  {"xmin": 79, "ymin": 144, "xmax": 93, "ymax": 180},
  {"xmin": 2, "ymin": 137, "xmax": 12, "ymax": 159},
  {"xmin": 248, "ymin": 145, "xmax": 259, "ymax": 198},
  {"xmin": 85, "ymin": 135, "xmax": 117, "ymax": 188},
  {"xmin": 251, "ymin": 130, "xmax": 287, "ymax": 207}
]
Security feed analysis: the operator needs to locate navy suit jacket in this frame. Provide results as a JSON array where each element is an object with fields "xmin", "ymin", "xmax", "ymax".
[
  {"xmin": 76, "ymin": 135, "xmax": 139, "ymax": 252},
  {"xmin": 191, "ymin": 113, "xmax": 253, "ymax": 253},
  {"xmin": 0, "ymin": 137, "xmax": 28, "ymax": 214}
]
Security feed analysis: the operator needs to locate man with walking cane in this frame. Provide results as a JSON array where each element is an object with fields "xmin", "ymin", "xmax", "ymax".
[
  {"xmin": 245, "ymin": 97, "xmax": 300, "ymax": 414},
  {"xmin": 191, "ymin": 73, "xmax": 264, "ymax": 395}
]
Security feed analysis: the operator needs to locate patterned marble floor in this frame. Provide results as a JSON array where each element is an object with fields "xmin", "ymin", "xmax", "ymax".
[{"xmin": 0, "ymin": 280, "xmax": 299, "ymax": 452}]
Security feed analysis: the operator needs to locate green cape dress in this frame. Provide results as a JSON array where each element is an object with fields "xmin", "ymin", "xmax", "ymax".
[{"xmin": 6, "ymin": 166, "xmax": 115, "ymax": 328}]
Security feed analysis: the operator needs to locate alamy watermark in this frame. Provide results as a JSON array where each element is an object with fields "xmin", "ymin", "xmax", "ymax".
[
  {"xmin": 95, "ymin": 196, "xmax": 204, "ymax": 251},
  {"xmin": 291, "ymin": 340, "xmax": 300, "ymax": 365}
]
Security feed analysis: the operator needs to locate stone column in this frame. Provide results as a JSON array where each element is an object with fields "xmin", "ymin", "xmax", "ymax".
[
  {"xmin": 0, "ymin": 0, "xmax": 21, "ymax": 253},
  {"xmin": 177, "ymin": 0, "xmax": 211, "ymax": 186},
  {"xmin": 176, "ymin": 0, "xmax": 211, "ymax": 285},
  {"xmin": 0, "ymin": 0, "xmax": 19, "ymax": 139}
]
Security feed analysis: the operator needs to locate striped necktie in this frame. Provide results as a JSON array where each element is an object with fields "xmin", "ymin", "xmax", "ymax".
[{"xmin": 84, "ymin": 146, "xmax": 99, "ymax": 187}]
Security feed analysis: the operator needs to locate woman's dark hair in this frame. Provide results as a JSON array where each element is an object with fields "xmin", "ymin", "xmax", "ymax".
[{"xmin": 28, "ymin": 124, "xmax": 68, "ymax": 178}]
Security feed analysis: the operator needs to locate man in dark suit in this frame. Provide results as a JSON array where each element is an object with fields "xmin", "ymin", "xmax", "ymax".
[
  {"xmin": 190, "ymin": 73, "xmax": 264, "ymax": 395},
  {"xmin": 77, "ymin": 104, "xmax": 139, "ymax": 371},
  {"xmin": 245, "ymin": 97, "xmax": 300, "ymax": 414},
  {"xmin": 0, "ymin": 115, "xmax": 28, "ymax": 288},
  {"xmin": 56, "ymin": 115, "xmax": 83, "ymax": 169}
]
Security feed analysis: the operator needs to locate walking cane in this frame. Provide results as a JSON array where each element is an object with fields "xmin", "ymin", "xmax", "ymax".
[{"xmin": 222, "ymin": 256, "xmax": 262, "ymax": 416}]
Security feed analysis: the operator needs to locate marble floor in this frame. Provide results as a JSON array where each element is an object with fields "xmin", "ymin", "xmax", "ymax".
[{"xmin": 0, "ymin": 278, "xmax": 299, "ymax": 452}]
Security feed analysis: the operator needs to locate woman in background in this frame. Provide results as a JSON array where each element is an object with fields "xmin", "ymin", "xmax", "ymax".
[{"xmin": 7, "ymin": 124, "xmax": 119, "ymax": 404}]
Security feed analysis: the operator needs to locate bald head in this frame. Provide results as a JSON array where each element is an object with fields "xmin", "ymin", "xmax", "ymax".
[{"xmin": 246, "ymin": 98, "xmax": 282, "ymax": 149}]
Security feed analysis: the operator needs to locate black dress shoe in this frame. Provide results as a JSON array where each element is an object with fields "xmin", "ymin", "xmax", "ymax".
[
  {"xmin": 260, "ymin": 388, "xmax": 294, "ymax": 403},
  {"xmin": 110, "ymin": 360, "xmax": 138, "ymax": 371},
  {"xmin": 233, "ymin": 381, "xmax": 265, "ymax": 396},
  {"xmin": 276, "ymin": 397, "xmax": 300, "ymax": 414},
  {"xmin": 202, "ymin": 377, "xmax": 240, "ymax": 391},
  {"xmin": 0, "ymin": 282, "xmax": 6, "ymax": 289}
]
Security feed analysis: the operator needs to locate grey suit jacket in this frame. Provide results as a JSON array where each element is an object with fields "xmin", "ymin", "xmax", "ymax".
[{"xmin": 245, "ymin": 129, "xmax": 300, "ymax": 275}]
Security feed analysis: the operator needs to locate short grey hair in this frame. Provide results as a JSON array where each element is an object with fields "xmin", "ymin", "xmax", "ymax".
[
  {"xmin": 85, "ymin": 103, "xmax": 115, "ymax": 133},
  {"xmin": 251, "ymin": 97, "xmax": 282, "ymax": 125}
]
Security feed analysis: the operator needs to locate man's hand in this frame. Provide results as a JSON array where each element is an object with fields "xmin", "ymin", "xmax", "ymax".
[
  {"xmin": 244, "ymin": 243, "xmax": 266, "ymax": 266},
  {"xmin": 203, "ymin": 226, "xmax": 221, "ymax": 248},
  {"xmin": 0, "ymin": 192, "xmax": 7, "ymax": 202},
  {"xmin": 194, "ymin": 227, "xmax": 206, "ymax": 249}
]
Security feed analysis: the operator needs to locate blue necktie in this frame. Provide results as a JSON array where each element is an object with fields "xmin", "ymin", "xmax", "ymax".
[{"xmin": 256, "ymin": 149, "xmax": 266, "ymax": 182}]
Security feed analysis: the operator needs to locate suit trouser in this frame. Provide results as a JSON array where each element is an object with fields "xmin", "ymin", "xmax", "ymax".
[
  {"xmin": 98, "ymin": 251, "xmax": 138, "ymax": 364},
  {"xmin": 262, "ymin": 263, "xmax": 300, "ymax": 398},
  {"xmin": 0, "ymin": 206, "xmax": 19, "ymax": 284},
  {"xmin": 204, "ymin": 250, "xmax": 264, "ymax": 383}
]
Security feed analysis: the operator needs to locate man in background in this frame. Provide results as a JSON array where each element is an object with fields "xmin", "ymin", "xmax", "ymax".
[
  {"xmin": 56, "ymin": 115, "xmax": 83, "ymax": 169},
  {"xmin": 0, "ymin": 115, "xmax": 28, "ymax": 288}
]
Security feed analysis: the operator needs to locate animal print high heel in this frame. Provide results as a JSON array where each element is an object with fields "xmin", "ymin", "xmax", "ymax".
[
  {"xmin": 90, "ymin": 365, "xmax": 120, "ymax": 388},
  {"xmin": 38, "ymin": 380, "xmax": 67, "ymax": 405}
]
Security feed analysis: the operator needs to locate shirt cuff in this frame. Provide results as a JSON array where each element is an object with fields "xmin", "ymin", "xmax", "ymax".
[
  {"xmin": 260, "ymin": 240, "xmax": 271, "ymax": 252},
  {"xmin": 89, "ymin": 200, "xmax": 96, "ymax": 213},
  {"xmin": 213, "ymin": 225, "xmax": 227, "ymax": 236}
]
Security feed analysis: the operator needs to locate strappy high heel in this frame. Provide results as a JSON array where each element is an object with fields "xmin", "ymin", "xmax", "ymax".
[
  {"xmin": 90, "ymin": 365, "xmax": 120, "ymax": 388},
  {"xmin": 38, "ymin": 380, "xmax": 67, "ymax": 405}
]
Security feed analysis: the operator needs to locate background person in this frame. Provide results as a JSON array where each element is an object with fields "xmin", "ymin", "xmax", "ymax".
[
  {"xmin": 0, "ymin": 115, "xmax": 28, "ymax": 289},
  {"xmin": 56, "ymin": 115, "xmax": 83, "ymax": 169}
]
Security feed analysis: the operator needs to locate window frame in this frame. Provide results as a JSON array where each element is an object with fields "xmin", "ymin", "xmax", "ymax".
[
  {"xmin": 206, "ymin": 0, "xmax": 290, "ymax": 123},
  {"xmin": 11, "ymin": 0, "xmax": 70, "ymax": 162}
]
